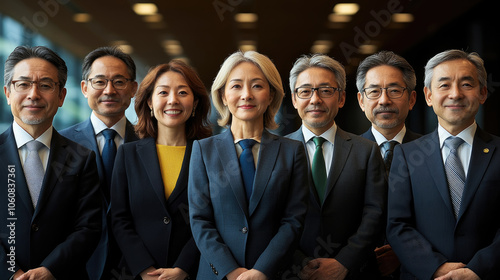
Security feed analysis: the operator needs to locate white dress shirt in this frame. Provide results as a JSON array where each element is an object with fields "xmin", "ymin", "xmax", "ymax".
[
  {"xmin": 438, "ymin": 122, "xmax": 475, "ymax": 177},
  {"xmin": 90, "ymin": 112, "xmax": 127, "ymax": 155},
  {"xmin": 13, "ymin": 121, "xmax": 52, "ymax": 172},
  {"xmin": 301, "ymin": 123, "xmax": 337, "ymax": 177}
]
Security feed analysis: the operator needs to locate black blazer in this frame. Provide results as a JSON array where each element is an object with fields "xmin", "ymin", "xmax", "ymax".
[
  {"xmin": 111, "ymin": 138, "xmax": 199, "ymax": 278},
  {"xmin": 0, "ymin": 126, "xmax": 102, "ymax": 279},
  {"xmin": 287, "ymin": 126, "xmax": 387, "ymax": 279}
]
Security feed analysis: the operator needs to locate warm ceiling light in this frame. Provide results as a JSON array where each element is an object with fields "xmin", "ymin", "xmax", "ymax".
[
  {"xmin": 239, "ymin": 40, "xmax": 257, "ymax": 52},
  {"xmin": 162, "ymin": 40, "xmax": 183, "ymax": 56},
  {"xmin": 117, "ymin": 44, "xmax": 134, "ymax": 54},
  {"xmin": 333, "ymin": 3, "xmax": 360, "ymax": 15},
  {"xmin": 133, "ymin": 3, "xmax": 158, "ymax": 16},
  {"xmin": 143, "ymin": 14, "xmax": 163, "ymax": 23},
  {"xmin": 73, "ymin": 13, "xmax": 92, "ymax": 23},
  {"xmin": 359, "ymin": 44, "xmax": 377, "ymax": 55},
  {"xmin": 392, "ymin": 13, "xmax": 414, "ymax": 23},
  {"xmin": 328, "ymin": 13, "xmax": 351, "ymax": 22},
  {"xmin": 311, "ymin": 40, "xmax": 333, "ymax": 54},
  {"xmin": 234, "ymin": 13, "xmax": 258, "ymax": 23}
]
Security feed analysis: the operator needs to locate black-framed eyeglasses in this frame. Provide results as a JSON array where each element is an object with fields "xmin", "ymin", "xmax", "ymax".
[
  {"xmin": 11, "ymin": 80, "xmax": 60, "ymax": 94},
  {"xmin": 362, "ymin": 86, "xmax": 408, "ymax": 100},
  {"xmin": 88, "ymin": 77, "xmax": 133, "ymax": 90},
  {"xmin": 295, "ymin": 86, "xmax": 342, "ymax": 99}
]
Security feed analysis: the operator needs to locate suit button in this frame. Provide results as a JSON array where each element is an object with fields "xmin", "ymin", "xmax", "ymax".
[
  {"xmin": 163, "ymin": 217, "xmax": 171, "ymax": 224},
  {"xmin": 210, "ymin": 263, "xmax": 218, "ymax": 275},
  {"xmin": 241, "ymin": 227, "xmax": 248, "ymax": 234},
  {"xmin": 31, "ymin": 224, "xmax": 39, "ymax": 232}
]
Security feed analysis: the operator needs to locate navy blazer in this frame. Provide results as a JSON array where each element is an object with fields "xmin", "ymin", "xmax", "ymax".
[
  {"xmin": 360, "ymin": 128, "xmax": 422, "ymax": 144},
  {"xmin": 287, "ymin": 126, "xmax": 387, "ymax": 279},
  {"xmin": 387, "ymin": 128, "xmax": 500, "ymax": 280},
  {"xmin": 111, "ymin": 138, "xmax": 199, "ymax": 278},
  {"xmin": 0, "ymin": 126, "xmax": 102, "ymax": 279},
  {"xmin": 189, "ymin": 129, "xmax": 309, "ymax": 280}
]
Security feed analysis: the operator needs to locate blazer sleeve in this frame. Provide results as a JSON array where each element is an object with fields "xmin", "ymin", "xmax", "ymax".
[
  {"xmin": 386, "ymin": 145, "xmax": 447, "ymax": 280},
  {"xmin": 335, "ymin": 141, "xmax": 387, "ymax": 271},
  {"xmin": 110, "ymin": 145, "xmax": 156, "ymax": 277},
  {"xmin": 252, "ymin": 141, "xmax": 309, "ymax": 277},
  {"xmin": 189, "ymin": 140, "xmax": 240, "ymax": 279}
]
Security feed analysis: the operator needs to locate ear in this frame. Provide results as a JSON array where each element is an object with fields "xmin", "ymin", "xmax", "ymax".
[
  {"xmin": 58, "ymin": 88, "xmax": 67, "ymax": 107},
  {"xmin": 338, "ymin": 90, "xmax": 346, "ymax": 109},
  {"xmin": 4, "ymin": 86, "xmax": 11, "ymax": 106},
  {"xmin": 81, "ymin": 80, "xmax": 89, "ymax": 98},
  {"xmin": 193, "ymin": 99, "xmax": 199, "ymax": 110},
  {"xmin": 423, "ymin": 87, "xmax": 433, "ymax": 107},
  {"xmin": 130, "ymin": 81, "xmax": 138, "ymax": 98},
  {"xmin": 478, "ymin": 85, "xmax": 488, "ymax": 105},
  {"xmin": 357, "ymin": 92, "xmax": 365, "ymax": 112},
  {"xmin": 408, "ymin": 90, "xmax": 417, "ymax": 110}
]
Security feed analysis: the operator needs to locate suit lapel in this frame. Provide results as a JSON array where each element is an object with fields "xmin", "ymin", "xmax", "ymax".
[
  {"xmin": 215, "ymin": 129, "xmax": 249, "ymax": 216},
  {"xmin": 249, "ymin": 130, "xmax": 279, "ymax": 216},
  {"xmin": 78, "ymin": 119, "xmax": 104, "ymax": 176},
  {"xmin": 361, "ymin": 129, "xmax": 376, "ymax": 142},
  {"xmin": 124, "ymin": 120, "xmax": 139, "ymax": 143},
  {"xmin": 167, "ymin": 141, "xmax": 193, "ymax": 204},
  {"xmin": 325, "ymin": 128, "xmax": 352, "ymax": 201},
  {"xmin": 458, "ymin": 128, "xmax": 494, "ymax": 220},
  {"xmin": 288, "ymin": 128, "xmax": 318, "ymax": 204},
  {"xmin": 137, "ymin": 138, "xmax": 169, "ymax": 211}
]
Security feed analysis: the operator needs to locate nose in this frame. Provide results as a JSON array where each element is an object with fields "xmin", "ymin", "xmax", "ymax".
[
  {"xmin": 309, "ymin": 90, "xmax": 323, "ymax": 105},
  {"xmin": 378, "ymin": 90, "xmax": 392, "ymax": 105},
  {"xmin": 167, "ymin": 93, "xmax": 180, "ymax": 104},
  {"xmin": 26, "ymin": 84, "xmax": 41, "ymax": 100},
  {"xmin": 103, "ymin": 80, "xmax": 116, "ymax": 94},
  {"xmin": 241, "ymin": 86, "xmax": 254, "ymax": 100},
  {"xmin": 448, "ymin": 84, "xmax": 464, "ymax": 99}
]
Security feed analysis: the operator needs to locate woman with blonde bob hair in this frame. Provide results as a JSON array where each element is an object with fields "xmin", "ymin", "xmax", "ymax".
[
  {"xmin": 111, "ymin": 60, "xmax": 211, "ymax": 280},
  {"xmin": 188, "ymin": 51, "xmax": 309, "ymax": 280}
]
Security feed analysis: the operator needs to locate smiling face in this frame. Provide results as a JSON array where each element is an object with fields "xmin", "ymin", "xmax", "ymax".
[
  {"xmin": 424, "ymin": 59, "xmax": 487, "ymax": 135},
  {"xmin": 292, "ymin": 67, "xmax": 345, "ymax": 135},
  {"xmin": 148, "ymin": 71, "xmax": 197, "ymax": 135},
  {"xmin": 357, "ymin": 65, "xmax": 416, "ymax": 138},
  {"xmin": 222, "ymin": 62, "xmax": 273, "ymax": 127},
  {"xmin": 82, "ymin": 56, "xmax": 137, "ymax": 126},
  {"xmin": 4, "ymin": 58, "xmax": 66, "ymax": 137}
]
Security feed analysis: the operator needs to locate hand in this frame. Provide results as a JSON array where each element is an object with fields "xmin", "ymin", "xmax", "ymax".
[
  {"xmin": 227, "ymin": 268, "xmax": 249, "ymax": 280},
  {"xmin": 147, "ymin": 267, "xmax": 189, "ymax": 280},
  {"xmin": 433, "ymin": 262, "xmax": 466, "ymax": 278},
  {"xmin": 374, "ymin": 244, "xmax": 400, "ymax": 276},
  {"xmin": 16, "ymin": 267, "xmax": 55, "ymax": 280},
  {"xmin": 299, "ymin": 258, "xmax": 348, "ymax": 280},
  {"xmin": 236, "ymin": 269, "xmax": 268, "ymax": 280},
  {"xmin": 434, "ymin": 268, "xmax": 480, "ymax": 280},
  {"xmin": 140, "ymin": 266, "xmax": 159, "ymax": 280}
]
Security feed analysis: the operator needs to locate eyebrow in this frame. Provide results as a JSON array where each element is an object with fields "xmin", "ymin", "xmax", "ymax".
[
  {"xmin": 366, "ymin": 82, "xmax": 404, "ymax": 88},
  {"xmin": 91, "ymin": 74, "xmax": 127, "ymax": 78},
  {"xmin": 156, "ymin": 84, "xmax": 189, "ymax": 89},
  {"xmin": 229, "ymin": 78, "xmax": 265, "ymax": 83},
  {"xmin": 15, "ymin": 76, "xmax": 56, "ymax": 82},
  {"xmin": 297, "ymin": 82, "xmax": 336, "ymax": 88},
  {"xmin": 437, "ymin": 76, "xmax": 476, "ymax": 83}
]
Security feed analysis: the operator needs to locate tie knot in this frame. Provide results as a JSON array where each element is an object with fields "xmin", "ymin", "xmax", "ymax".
[
  {"xmin": 445, "ymin": 137, "xmax": 464, "ymax": 151},
  {"xmin": 239, "ymin": 139, "xmax": 257, "ymax": 150},
  {"xmin": 382, "ymin": 140, "xmax": 398, "ymax": 152},
  {"xmin": 25, "ymin": 140, "xmax": 44, "ymax": 152},
  {"xmin": 102, "ymin": 129, "xmax": 117, "ymax": 141},
  {"xmin": 313, "ymin": 137, "xmax": 325, "ymax": 148}
]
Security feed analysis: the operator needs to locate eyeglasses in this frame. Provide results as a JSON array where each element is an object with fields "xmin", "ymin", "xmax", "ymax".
[
  {"xmin": 11, "ymin": 80, "xmax": 60, "ymax": 94},
  {"xmin": 362, "ymin": 86, "xmax": 408, "ymax": 100},
  {"xmin": 295, "ymin": 86, "xmax": 342, "ymax": 99},
  {"xmin": 88, "ymin": 77, "xmax": 133, "ymax": 90}
]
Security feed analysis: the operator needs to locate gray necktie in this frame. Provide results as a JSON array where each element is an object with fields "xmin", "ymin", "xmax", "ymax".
[
  {"xmin": 24, "ymin": 140, "xmax": 45, "ymax": 207},
  {"xmin": 444, "ymin": 137, "xmax": 465, "ymax": 218}
]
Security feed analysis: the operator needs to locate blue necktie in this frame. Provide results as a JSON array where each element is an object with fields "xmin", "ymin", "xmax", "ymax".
[
  {"xmin": 239, "ymin": 139, "xmax": 257, "ymax": 202},
  {"xmin": 381, "ymin": 140, "xmax": 398, "ymax": 171},
  {"xmin": 444, "ymin": 136, "xmax": 465, "ymax": 218},
  {"xmin": 102, "ymin": 129, "xmax": 117, "ymax": 197}
]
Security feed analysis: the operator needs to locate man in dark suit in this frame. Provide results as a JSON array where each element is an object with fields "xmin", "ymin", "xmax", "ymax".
[
  {"xmin": 0, "ymin": 46, "xmax": 101, "ymax": 279},
  {"xmin": 387, "ymin": 49, "xmax": 500, "ymax": 280},
  {"xmin": 286, "ymin": 54, "xmax": 387, "ymax": 279},
  {"xmin": 355, "ymin": 51, "xmax": 422, "ymax": 278},
  {"xmin": 60, "ymin": 46, "xmax": 138, "ymax": 279}
]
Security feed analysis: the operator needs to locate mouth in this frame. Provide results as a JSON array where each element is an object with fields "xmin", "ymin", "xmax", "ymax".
[
  {"xmin": 164, "ymin": 109, "xmax": 182, "ymax": 115},
  {"xmin": 99, "ymin": 98, "xmax": 119, "ymax": 104},
  {"xmin": 238, "ymin": 104, "xmax": 256, "ymax": 109},
  {"xmin": 445, "ymin": 104, "xmax": 465, "ymax": 110},
  {"xmin": 23, "ymin": 104, "xmax": 44, "ymax": 111}
]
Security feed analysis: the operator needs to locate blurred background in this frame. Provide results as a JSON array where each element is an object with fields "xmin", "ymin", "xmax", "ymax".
[{"xmin": 1, "ymin": 0, "xmax": 498, "ymax": 136}]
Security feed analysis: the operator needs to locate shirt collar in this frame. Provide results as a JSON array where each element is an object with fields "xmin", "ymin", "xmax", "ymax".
[
  {"xmin": 371, "ymin": 125, "xmax": 406, "ymax": 145},
  {"xmin": 438, "ymin": 122, "xmax": 476, "ymax": 149},
  {"xmin": 90, "ymin": 112, "xmax": 127, "ymax": 139},
  {"xmin": 12, "ymin": 121, "xmax": 52, "ymax": 149},
  {"xmin": 301, "ymin": 123, "xmax": 337, "ymax": 145}
]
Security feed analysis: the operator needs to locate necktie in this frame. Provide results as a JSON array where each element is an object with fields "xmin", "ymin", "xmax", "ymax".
[
  {"xmin": 444, "ymin": 137, "xmax": 465, "ymax": 218},
  {"xmin": 382, "ymin": 141, "xmax": 398, "ymax": 171},
  {"xmin": 239, "ymin": 139, "xmax": 257, "ymax": 202},
  {"xmin": 312, "ymin": 137, "xmax": 327, "ymax": 204},
  {"xmin": 102, "ymin": 129, "xmax": 117, "ymax": 197},
  {"xmin": 24, "ymin": 140, "xmax": 45, "ymax": 207}
]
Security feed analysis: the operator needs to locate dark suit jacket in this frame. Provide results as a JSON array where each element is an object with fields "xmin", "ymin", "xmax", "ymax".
[
  {"xmin": 111, "ymin": 138, "xmax": 199, "ymax": 278},
  {"xmin": 0, "ymin": 126, "xmax": 102, "ymax": 279},
  {"xmin": 387, "ymin": 128, "xmax": 500, "ymax": 280},
  {"xmin": 189, "ymin": 129, "xmax": 309, "ymax": 280},
  {"xmin": 360, "ymin": 128, "xmax": 422, "ymax": 144},
  {"xmin": 287, "ymin": 126, "xmax": 387, "ymax": 279}
]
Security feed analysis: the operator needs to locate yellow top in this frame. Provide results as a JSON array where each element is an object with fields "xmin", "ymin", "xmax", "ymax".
[{"xmin": 156, "ymin": 145, "xmax": 186, "ymax": 200}]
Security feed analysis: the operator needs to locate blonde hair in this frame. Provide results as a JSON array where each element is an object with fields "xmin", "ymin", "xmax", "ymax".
[{"xmin": 211, "ymin": 51, "xmax": 284, "ymax": 129}]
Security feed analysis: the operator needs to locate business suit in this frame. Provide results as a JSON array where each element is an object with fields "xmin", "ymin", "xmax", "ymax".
[
  {"xmin": 0, "ymin": 126, "xmax": 102, "ymax": 279},
  {"xmin": 360, "ymin": 127, "xmax": 422, "ymax": 144},
  {"xmin": 60, "ymin": 117, "xmax": 138, "ymax": 279},
  {"xmin": 189, "ymin": 129, "xmax": 309, "ymax": 279},
  {"xmin": 287, "ymin": 126, "xmax": 387, "ymax": 279},
  {"xmin": 110, "ymin": 138, "xmax": 199, "ymax": 279},
  {"xmin": 387, "ymin": 128, "xmax": 500, "ymax": 280}
]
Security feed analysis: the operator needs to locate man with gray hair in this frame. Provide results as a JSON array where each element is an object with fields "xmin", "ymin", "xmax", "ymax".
[
  {"xmin": 287, "ymin": 54, "xmax": 387, "ymax": 279},
  {"xmin": 387, "ymin": 49, "xmax": 500, "ymax": 279}
]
